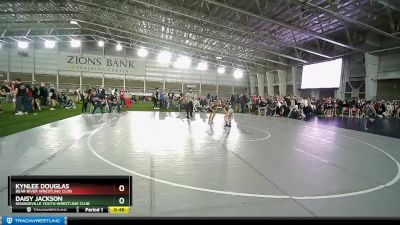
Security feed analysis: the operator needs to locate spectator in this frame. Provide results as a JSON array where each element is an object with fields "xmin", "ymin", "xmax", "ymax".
[
  {"xmin": 159, "ymin": 90, "xmax": 165, "ymax": 109},
  {"xmin": 65, "ymin": 97, "xmax": 76, "ymax": 109},
  {"xmin": 131, "ymin": 95, "xmax": 136, "ymax": 104},
  {"xmin": 24, "ymin": 83, "xmax": 34, "ymax": 113},
  {"xmin": 362, "ymin": 101, "xmax": 377, "ymax": 130},
  {"xmin": 108, "ymin": 93, "xmax": 121, "ymax": 113},
  {"xmin": 167, "ymin": 91, "xmax": 174, "ymax": 109},
  {"xmin": 49, "ymin": 84, "xmax": 57, "ymax": 110},
  {"xmin": 258, "ymin": 96, "xmax": 267, "ymax": 116},
  {"xmin": 185, "ymin": 88, "xmax": 195, "ymax": 118},
  {"xmin": 376, "ymin": 100, "xmax": 389, "ymax": 118},
  {"xmin": 39, "ymin": 83, "xmax": 48, "ymax": 108},
  {"xmin": 1, "ymin": 80, "xmax": 12, "ymax": 103},
  {"xmin": 11, "ymin": 80, "xmax": 16, "ymax": 112},
  {"xmin": 119, "ymin": 89, "xmax": 126, "ymax": 107},
  {"xmin": 33, "ymin": 82, "xmax": 42, "ymax": 110},
  {"xmin": 81, "ymin": 90, "xmax": 90, "ymax": 114},
  {"xmin": 0, "ymin": 88, "xmax": 4, "ymax": 113},
  {"xmin": 14, "ymin": 78, "xmax": 28, "ymax": 116},
  {"xmin": 91, "ymin": 92, "xmax": 105, "ymax": 114},
  {"xmin": 393, "ymin": 102, "xmax": 400, "ymax": 118},
  {"xmin": 152, "ymin": 88, "xmax": 159, "ymax": 110}
]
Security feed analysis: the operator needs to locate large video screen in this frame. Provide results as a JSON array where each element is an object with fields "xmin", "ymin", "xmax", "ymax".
[{"xmin": 301, "ymin": 58, "xmax": 342, "ymax": 89}]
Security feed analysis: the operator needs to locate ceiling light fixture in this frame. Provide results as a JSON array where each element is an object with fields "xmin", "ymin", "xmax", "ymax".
[
  {"xmin": 98, "ymin": 40, "xmax": 104, "ymax": 47},
  {"xmin": 116, "ymin": 43, "xmax": 123, "ymax": 51},
  {"xmin": 157, "ymin": 51, "xmax": 171, "ymax": 63},
  {"xmin": 233, "ymin": 69, "xmax": 243, "ymax": 79},
  {"xmin": 137, "ymin": 47, "xmax": 148, "ymax": 57},
  {"xmin": 70, "ymin": 39, "xmax": 81, "ymax": 48},
  {"xmin": 173, "ymin": 56, "xmax": 191, "ymax": 69},
  {"xmin": 197, "ymin": 61, "xmax": 208, "ymax": 71},
  {"xmin": 44, "ymin": 40, "xmax": 56, "ymax": 49},
  {"xmin": 18, "ymin": 41, "xmax": 29, "ymax": 49}
]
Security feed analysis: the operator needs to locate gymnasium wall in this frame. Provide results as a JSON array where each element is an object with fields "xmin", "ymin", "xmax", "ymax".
[{"xmin": 0, "ymin": 42, "xmax": 248, "ymax": 97}]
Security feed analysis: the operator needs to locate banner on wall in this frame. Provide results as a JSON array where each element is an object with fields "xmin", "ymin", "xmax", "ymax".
[{"xmin": 57, "ymin": 54, "xmax": 145, "ymax": 75}]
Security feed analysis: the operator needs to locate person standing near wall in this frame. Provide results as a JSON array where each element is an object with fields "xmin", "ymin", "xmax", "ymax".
[
  {"xmin": 167, "ymin": 90, "xmax": 174, "ymax": 109},
  {"xmin": 0, "ymin": 88, "xmax": 5, "ymax": 113},
  {"xmin": 159, "ymin": 90, "xmax": 165, "ymax": 109},
  {"xmin": 152, "ymin": 87, "xmax": 159, "ymax": 110},
  {"xmin": 33, "ymin": 82, "xmax": 42, "ymax": 110},
  {"xmin": 38, "ymin": 83, "xmax": 48, "ymax": 109},
  {"xmin": 10, "ymin": 80, "xmax": 16, "ymax": 112},
  {"xmin": 119, "ymin": 88, "xmax": 125, "ymax": 107},
  {"xmin": 49, "ymin": 84, "xmax": 57, "ymax": 110},
  {"xmin": 185, "ymin": 88, "xmax": 195, "ymax": 119},
  {"xmin": 81, "ymin": 90, "xmax": 90, "ymax": 114},
  {"xmin": 14, "ymin": 78, "xmax": 27, "ymax": 115},
  {"xmin": 25, "ymin": 83, "xmax": 34, "ymax": 114},
  {"xmin": 1, "ymin": 80, "xmax": 12, "ymax": 103}
]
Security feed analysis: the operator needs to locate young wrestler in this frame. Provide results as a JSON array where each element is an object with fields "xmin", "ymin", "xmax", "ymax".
[
  {"xmin": 208, "ymin": 100, "xmax": 217, "ymax": 124},
  {"xmin": 223, "ymin": 105, "xmax": 234, "ymax": 128}
]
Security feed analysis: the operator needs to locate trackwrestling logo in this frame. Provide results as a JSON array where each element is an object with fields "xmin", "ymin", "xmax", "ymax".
[{"xmin": 2, "ymin": 217, "xmax": 64, "ymax": 225}]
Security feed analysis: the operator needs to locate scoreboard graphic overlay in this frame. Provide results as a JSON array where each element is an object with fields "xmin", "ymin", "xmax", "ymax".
[{"xmin": 8, "ymin": 176, "xmax": 132, "ymax": 214}]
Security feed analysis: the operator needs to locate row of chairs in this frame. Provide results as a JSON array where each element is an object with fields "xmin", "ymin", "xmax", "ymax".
[{"xmin": 342, "ymin": 107, "xmax": 361, "ymax": 118}]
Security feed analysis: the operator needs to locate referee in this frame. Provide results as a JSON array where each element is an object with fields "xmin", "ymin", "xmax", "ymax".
[{"xmin": 185, "ymin": 88, "xmax": 195, "ymax": 119}]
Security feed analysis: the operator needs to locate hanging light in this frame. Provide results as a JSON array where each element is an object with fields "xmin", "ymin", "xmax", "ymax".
[
  {"xmin": 233, "ymin": 69, "xmax": 243, "ymax": 79},
  {"xmin": 18, "ymin": 41, "xmax": 29, "ymax": 49},
  {"xmin": 70, "ymin": 20, "xmax": 79, "ymax": 25},
  {"xmin": 70, "ymin": 39, "xmax": 81, "ymax": 48},
  {"xmin": 197, "ymin": 61, "xmax": 208, "ymax": 71},
  {"xmin": 137, "ymin": 47, "xmax": 148, "ymax": 57},
  {"xmin": 173, "ymin": 56, "xmax": 191, "ymax": 69},
  {"xmin": 116, "ymin": 43, "xmax": 123, "ymax": 51},
  {"xmin": 98, "ymin": 40, "xmax": 104, "ymax": 47},
  {"xmin": 157, "ymin": 51, "xmax": 171, "ymax": 63},
  {"xmin": 44, "ymin": 40, "xmax": 56, "ymax": 48},
  {"xmin": 217, "ymin": 67, "xmax": 225, "ymax": 74}
]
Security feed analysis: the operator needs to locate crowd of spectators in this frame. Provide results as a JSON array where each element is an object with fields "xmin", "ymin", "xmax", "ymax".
[
  {"xmin": 2, "ymin": 80, "xmax": 399, "ymax": 122},
  {"xmin": 0, "ymin": 79, "xmax": 76, "ymax": 115},
  {"xmin": 155, "ymin": 90, "xmax": 400, "ymax": 121}
]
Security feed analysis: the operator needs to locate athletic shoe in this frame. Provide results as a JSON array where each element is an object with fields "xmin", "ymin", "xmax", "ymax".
[
  {"xmin": 50, "ymin": 108, "xmax": 55, "ymax": 110},
  {"xmin": 15, "ymin": 112, "xmax": 23, "ymax": 116},
  {"xmin": 24, "ymin": 112, "xmax": 28, "ymax": 115}
]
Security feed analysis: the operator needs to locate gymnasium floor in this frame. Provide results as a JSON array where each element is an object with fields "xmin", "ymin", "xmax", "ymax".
[{"xmin": 0, "ymin": 111, "xmax": 400, "ymax": 217}]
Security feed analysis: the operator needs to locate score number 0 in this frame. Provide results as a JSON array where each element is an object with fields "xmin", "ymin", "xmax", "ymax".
[{"xmin": 119, "ymin": 185, "xmax": 125, "ymax": 205}]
